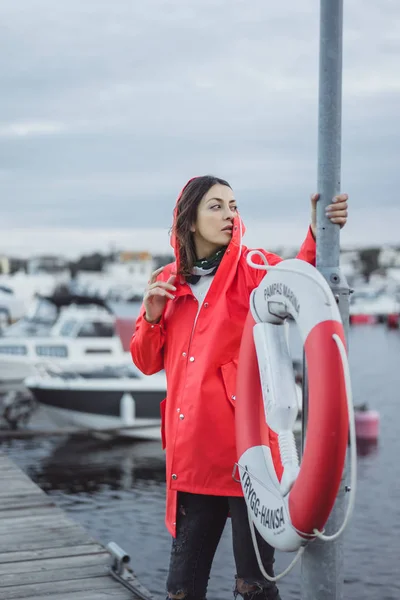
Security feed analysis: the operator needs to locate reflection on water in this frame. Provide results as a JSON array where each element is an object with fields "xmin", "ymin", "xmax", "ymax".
[
  {"xmin": 356, "ymin": 438, "xmax": 379, "ymax": 458},
  {"xmin": 28, "ymin": 438, "xmax": 166, "ymax": 494},
  {"xmin": 8, "ymin": 429, "xmax": 379, "ymax": 496}
]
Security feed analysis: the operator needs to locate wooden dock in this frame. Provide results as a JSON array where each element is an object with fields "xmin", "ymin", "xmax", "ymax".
[{"xmin": 0, "ymin": 452, "xmax": 150, "ymax": 600}]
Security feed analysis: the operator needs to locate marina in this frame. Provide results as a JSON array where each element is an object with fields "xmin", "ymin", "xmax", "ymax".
[{"xmin": 0, "ymin": 1, "xmax": 399, "ymax": 599}]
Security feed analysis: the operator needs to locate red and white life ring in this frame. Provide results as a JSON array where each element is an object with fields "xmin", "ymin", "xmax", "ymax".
[{"xmin": 235, "ymin": 257, "xmax": 349, "ymax": 552}]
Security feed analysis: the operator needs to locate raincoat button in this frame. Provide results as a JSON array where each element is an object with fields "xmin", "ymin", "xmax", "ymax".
[
  {"xmin": 179, "ymin": 414, "xmax": 185, "ymax": 420},
  {"xmin": 231, "ymin": 395, "xmax": 236, "ymax": 400},
  {"xmin": 204, "ymin": 302, "xmax": 209, "ymax": 308},
  {"xmin": 189, "ymin": 356, "xmax": 195, "ymax": 362},
  {"xmin": 182, "ymin": 352, "xmax": 187, "ymax": 357},
  {"xmin": 177, "ymin": 408, "xmax": 180, "ymax": 412},
  {"xmin": 172, "ymin": 474, "xmax": 178, "ymax": 480}
]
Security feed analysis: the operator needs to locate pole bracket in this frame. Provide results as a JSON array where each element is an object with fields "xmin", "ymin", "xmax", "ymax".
[{"xmin": 317, "ymin": 266, "xmax": 351, "ymax": 307}]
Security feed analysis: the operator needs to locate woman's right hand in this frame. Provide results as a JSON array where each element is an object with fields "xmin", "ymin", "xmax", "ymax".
[{"xmin": 143, "ymin": 267, "xmax": 176, "ymax": 324}]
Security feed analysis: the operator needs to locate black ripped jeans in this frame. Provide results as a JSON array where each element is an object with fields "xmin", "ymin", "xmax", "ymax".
[{"xmin": 166, "ymin": 492, "xmax": 281, "ymax": 600}]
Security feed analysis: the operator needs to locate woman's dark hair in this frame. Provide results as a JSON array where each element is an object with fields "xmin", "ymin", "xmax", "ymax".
[{"xmin": 174, "ymin": 175, "xmax": 231, "ymax": 277}]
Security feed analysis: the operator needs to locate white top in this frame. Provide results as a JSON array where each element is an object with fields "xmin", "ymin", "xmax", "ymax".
[{"xmin": 188, "ymin": 275, "xmax": 214, "ymax": 319}]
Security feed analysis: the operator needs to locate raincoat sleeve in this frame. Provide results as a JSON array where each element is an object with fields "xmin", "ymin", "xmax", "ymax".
[
  {"xmin": 130, "ymin": 304, "xmax": 165, "ymax": 375},
  {"xmin": 295, "ymin": 225, "xmax": 316, "ymax": 265}
]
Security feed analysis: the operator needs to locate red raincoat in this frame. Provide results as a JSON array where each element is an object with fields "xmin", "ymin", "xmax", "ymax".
[{"xmin": 130, "ymin": 201, "xmax": 316, "ymax": 537}]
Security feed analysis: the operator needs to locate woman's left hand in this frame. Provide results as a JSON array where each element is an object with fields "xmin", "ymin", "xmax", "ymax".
[{"xmin": 310, "ymin": 193, "xmax": 348, "ymax": 237}]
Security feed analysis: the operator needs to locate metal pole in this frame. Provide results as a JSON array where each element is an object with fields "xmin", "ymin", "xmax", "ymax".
[{"xmin": 301, "ymin": 0, "xmax": 351, "ymax": 599}]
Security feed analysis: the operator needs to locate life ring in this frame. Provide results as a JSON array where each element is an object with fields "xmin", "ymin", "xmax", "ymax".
[{"xmin": 235, "ymin": 257, "xmax": 349, "ymax": 552}]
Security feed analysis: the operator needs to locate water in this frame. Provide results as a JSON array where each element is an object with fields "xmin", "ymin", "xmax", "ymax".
[{"xmin": 1, "ymin": 325, "xmax": 400, "ymax": 600}]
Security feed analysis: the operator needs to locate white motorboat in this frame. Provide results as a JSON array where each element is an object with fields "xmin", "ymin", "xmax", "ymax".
[
  {"xmin": 349, "ymin": 287, "xmax": 400, "ymax": 324},
  {"xmin": 0, "ymin": 294, "xmax": 133, "ymax": 391},
  {"xmin": 25, "ymin": 364, "xmax": 166, "ymax": 441},
  {"xmin": 22, "ymin": 361, "xmax": 303, "ymax": 441}
]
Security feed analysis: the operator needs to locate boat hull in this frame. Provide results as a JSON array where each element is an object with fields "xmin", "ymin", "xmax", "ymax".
[{"xmin": 26, "ymin": 379, "xmax": 165, "ymax": 441}]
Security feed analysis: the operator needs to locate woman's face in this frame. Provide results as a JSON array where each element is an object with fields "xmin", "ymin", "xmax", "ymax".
[{"xmin": 191, "ymin": 184, "xmax": 238, "ymax": 258}]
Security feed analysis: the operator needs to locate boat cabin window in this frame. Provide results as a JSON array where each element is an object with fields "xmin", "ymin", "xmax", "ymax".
[
  {"xmin": 35, "ymin": 345, "xmax": 69, "ymax": 358},
  {"xmin": 0, "ymin": 345, "xmax": 28, "ymax": 355},
  {"xmin": 26, "ymin": 298, "xmax": 58, "ymax": 325},
  {"xmin": 59, "ymin": 320, "xmax": 78, "ymax": 337},
  {"xmin": 76, "ymin": 321, "xmax": 115, "ymax": 338}
]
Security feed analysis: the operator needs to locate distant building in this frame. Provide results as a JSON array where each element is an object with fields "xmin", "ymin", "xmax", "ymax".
[
  {"xmin": 0, "ymin": 256, "xmax": 10, "ymax": 275},
  {"xmin": 339, "ymin": 250, "xmax": 363, "ymax": 285},
  {"xmin": 108, "ymin": 251, "xmax": 154, "ymax": 280},
  {"xmin": 378, "ymin": 246, "xmax": 400, "ymax": 268},
  {"xmin": 74, "ymin": 250, "xmax": 156, "ymax": 301},
  {"xmin": 153, "ymin": 254, "xmax": 175, "ymax": 269},
  {"xmin": 0, "ymin": 256, "xmax": 27, "ymax": 275},
  {"xmin": 27, "ymin": 255, "xmax": 70, "ymax": 276}
]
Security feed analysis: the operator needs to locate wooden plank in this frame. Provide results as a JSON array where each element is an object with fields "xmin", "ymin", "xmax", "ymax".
[
  {"xmin": 0, "ymin": 470, "xmax": 41, "ymax": 488},
  {"xmin": 0, "ymin": 523, "xmax": 86, "ymax": 542},
  {"xmin": 0, "ymin": 483, "xmax": 45, "ymax": 497},
  {"xmin": 9, "ymin": 589, "xmax": 135, "ymax": 600},
  {"xmin": 0, "ymin": 505, "xmax": 62, "ymax": 520},
  {"xmin": 0, "ymin": 495, "xmax": 54, "ymax": 512},
  {"xmin": 0, "ymin": 512, "xmax": 75, "ymax": 531},
  {"xmin": 0, "ymin": 482, "xmax": 43, "ymax": 494},
  {"xmin": 0, "ymin": 564, "xmax": 109, "ymax": 587},
  {"xmin": 0, "ymin": 505, "xmax": 67, "ymax": 520},
  {"xmin": 0, "ymin": 465, "xmax": 35, "ymax": 476},
  {"xmin": 0, "ymin": 466, "xmax": 34, "ymax": 478},
  {"xmin": 0, "ymin": 463, "xmax": 34, "ymax": 476},
  {"xmin": 0, "ymin": 459, "xmax": 26, "ymax": 469},
  {"xmin": 0, "ymin": 543, "xmax": 106, "ymax": 564},
  {"xmin": 0, "ymin": 518, "xmax": 85, "ymax": 544},
  {"xmin": 0, "ymin": 476, "xmax": 42, "ymax": 487},
  {"xmin": 0, "ymin": 474, "xmax": 44, "ymax": 487},
  {"xmin": 0, "ymin": 528, "xmax": 88, "ymax": 546},
  {"xmin": 3, "ymin": 528, "xmax": 93, "ymax": 553},
  {"xmin": 0, "ymin": 552, "xmax": 110, "ymax": 576},
  {"xmin": 0, "ymin": 576, "xmax": 124, "ymax": 599}
]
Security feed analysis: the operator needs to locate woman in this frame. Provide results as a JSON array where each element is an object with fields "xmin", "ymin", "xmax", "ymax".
[{"xmin": 130, "ymin": 176, "xmax": 348, "ymax": 600}]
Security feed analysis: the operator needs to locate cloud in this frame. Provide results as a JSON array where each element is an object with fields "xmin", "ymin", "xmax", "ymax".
[
  {"xmin": 0, "ymin": 0, "xmax": 399, "ymax": 246},
  {"xmin": 0, "ymin": 121, "xmax": 67, "ymax": 138}
]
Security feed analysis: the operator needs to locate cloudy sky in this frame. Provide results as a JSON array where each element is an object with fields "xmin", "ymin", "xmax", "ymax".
[{"xmin": 1, "ymin": 0, "xmax": 399, "ymax": 258}]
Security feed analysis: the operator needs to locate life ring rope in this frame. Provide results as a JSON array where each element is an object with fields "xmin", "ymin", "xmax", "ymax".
[
  {"xmin": 249, "ymin": 511, "xmax": 306, "ymax": 582},
  {"xmin": 246, "ymin": 250, "xmax": 332, "ymax": 306}
]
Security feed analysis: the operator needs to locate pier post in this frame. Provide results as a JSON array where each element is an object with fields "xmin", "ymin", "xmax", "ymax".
[{"xmin": 301, "ymin": 1, "xmax": 351, "ymax": 598}]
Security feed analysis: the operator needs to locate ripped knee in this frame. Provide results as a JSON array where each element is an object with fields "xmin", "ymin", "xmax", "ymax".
[
  {"xmin": 235, "ymin": 579, "xmax": 264, "ymax": 596},
  {"xmin": 168, "ymin": 590, "xmax": 187, "ymax": 600},
  {"xmin": 234, "ymin": 578, "xmax": 280, "ymax": 600}
]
